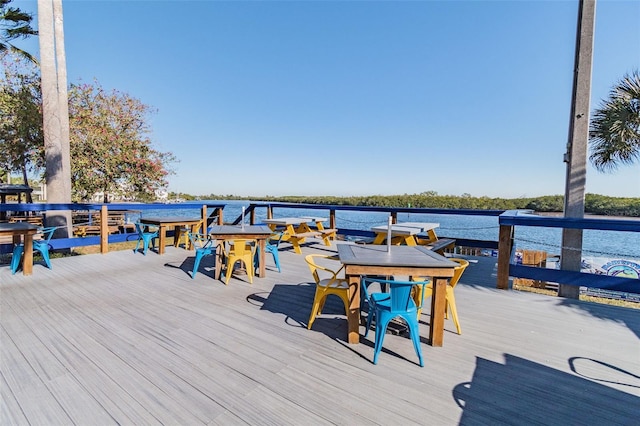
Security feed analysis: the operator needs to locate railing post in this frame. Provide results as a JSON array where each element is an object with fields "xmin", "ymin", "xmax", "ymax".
[
  {"xmin": 329, "ymin": 209, "xmax": 336, "ymax": 229},
  {"xmin": 496, "ymin": 224, "xmax": 513, "ymax": 289},
  {"xmin": 201, "ymin": 205, "xmax": 207, "ymax": 233},
  {"xmin": 391, "ymin": 211, "xmax": 397, "ymax": 224},
  {"xmin": 267, "ymin": 206, "xmax": 273, "ymax": 219},
  {"xmin": 217, "ymin": 207, "xmax": 223, "ymax": 225},
  {"xmin": 249, "ymin": 206, "xmax": 256, "ymax": 225},
  {"xmin": 100, "ymin": 205, "xmax": 108, "ymax": 254}
]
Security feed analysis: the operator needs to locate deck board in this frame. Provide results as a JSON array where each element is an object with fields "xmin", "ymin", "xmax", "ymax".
[{"xmin": 1, "ymin": 241, "xmax": 639, "ymax": 425}]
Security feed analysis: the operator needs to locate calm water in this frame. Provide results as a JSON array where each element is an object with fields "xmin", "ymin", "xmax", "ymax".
[{"xmin": 139, "ymin": 200, "xmax": 640, "ymax": 260}]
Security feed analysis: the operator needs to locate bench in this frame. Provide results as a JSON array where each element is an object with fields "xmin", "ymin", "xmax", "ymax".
[
  {"xmin": 420, "ymin": 238, "xmax": 456, "ymax": 254},
  {"xmin": 287, "ymin": 231, "xmax": 322, "ymax": 254},
  {"xmin": 318, "ymin": 228, "xmax": 338, "ymax": 245}
]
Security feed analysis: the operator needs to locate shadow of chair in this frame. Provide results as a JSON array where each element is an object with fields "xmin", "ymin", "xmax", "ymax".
[
  {"xmin": 413, "ymin": 258, "xmax": 469, "ymax": 334},
  {"xmin": 304, "ymin": 254, "xmax": 350, "ymax": 330},
  {"xmin": 11, "ymin": 226, "xmax": 56, "ymax": 274},
  {"xmin": 361, "ymin": 276, "xmax": 428, "ymax": 367},
  {"xmin": 187, "ymin": 231, "xmax": 216, "ymax": 279},
  {"xmin": 223, "ymin": 239, "xmax": 257, "ymax": 284},
  {"xmin": 134, "ymin": 222, "xmax": 158, "ymax": 255}
]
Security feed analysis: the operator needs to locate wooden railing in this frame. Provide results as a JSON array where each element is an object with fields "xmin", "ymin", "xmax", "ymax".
[
  {"xmin": 232, "ymin": 202, "xmax": 504, "ymax": 251},
  {"xmin": 497, "ymin": 211, "xmax": 640, "ymax": 294},
  {"xmin": 0, "ymin": 202, "xmax": 225, "ymax": 254},
  {"xmin": 3, "ymin": 201, "xmax": 638, "ymax": 296}
]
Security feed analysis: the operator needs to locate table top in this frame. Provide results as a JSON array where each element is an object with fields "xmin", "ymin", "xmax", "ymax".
[
  {"xmin": 140, "ymin": 217, "xmax": 202, "ymax": 225},
  {"xmin": 209, "ymin": 225, "xmax": 272, "ymax": 236},
  {"xmin": 337, "ymin": 243, "xmax": 457, "ymax": 268},
  {"xmin": 395, "ymin": 222, "xmax": 439, "ymax": 231},
  {"xmin": 300, "ymin": 216, "xmax": 328, "ymax": 222},
  {"xmin": 0, "ymin": 222, "xmax": 39, "ymax": 233},
  {"xmin": 370, "ymin": 225, "xmax": 422, "ymax": 235},
  {"xmin": 263, "ymin": 217, "xmax": 316, "ymax": 226}
]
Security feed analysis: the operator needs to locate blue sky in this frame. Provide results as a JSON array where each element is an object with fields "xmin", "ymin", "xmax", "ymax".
[{"xmin": 13, "ymin": 0, "xmax": 640, "ymax": 198}]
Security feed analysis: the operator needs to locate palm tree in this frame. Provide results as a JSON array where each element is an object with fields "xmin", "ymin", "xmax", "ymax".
[
  {"xmin": 0, "ymin": 0, "xmax": 38, "ymax": 63},
  {"xmin": 589, "ymin": 70, "xmax": 640, "ymax": 172}
]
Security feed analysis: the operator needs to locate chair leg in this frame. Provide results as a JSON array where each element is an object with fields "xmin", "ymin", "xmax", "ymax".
[
  {"xmin": 134, "ymin": 238, "xmax": 141, "ymax": 254},
  {"xmin": 447, "ymin": 290, "xmax": 462, "ymax": 335},
  {"xmin": 11, "ymin": 245, "xmax": 23, "ymax": 274},
  {"xmin": 38, "ymin": 248, "xmax": 52, "ymax": 269},
  {"xmin": 405, "ymin": 315, "xmax": 424, "ymax": 367},
  {"xmin": 224, "ymin": 259, "xmax": 235, "ymax": 285},
  {"xmin": 245, "ymin": 258, "xmax": 254, "ymax": 284},
  {"xmin": 192, "ymin": 251, "xmax": 204, "ymax": 279},
  {"xmin": 373, "ymin": 315, "xmax": 392, "ymax": 365},
  {"xmin": 271, "ymin": 250, "xmax": 281, "ymax": 273},
  {"xmin": 307, "ymin": 290, "xmax": 324, "ymax": 330},
  {"xmin": 364, "ymin": 307, "xmax": 375, "ymax": 338}
]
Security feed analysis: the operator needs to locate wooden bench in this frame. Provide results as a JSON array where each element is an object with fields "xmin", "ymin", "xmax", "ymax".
[
  {"xmin": 420, "ymin": 238, "xmax": 456, "ymax": 254},
  {"xmin": 287, "ymin": 231, "xmax": 322, "ymax": 254},
  {"xmin": 318, "ymin": 228, "xmax": 338, "ymax": 245}
]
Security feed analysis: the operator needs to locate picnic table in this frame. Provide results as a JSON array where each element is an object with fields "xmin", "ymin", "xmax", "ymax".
[
  {"xmin": 371, "ymin": 222, "xmax": 440, "ymax": 246},
  {"xmin": 263, "ymin": 217, "xmax": 334, "ymax": 254}
]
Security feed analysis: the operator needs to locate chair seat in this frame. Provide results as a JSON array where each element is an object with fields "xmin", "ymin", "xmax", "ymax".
[{"xmin": 317, "ymin": 277, "xmax": 349, "ymax": 290}]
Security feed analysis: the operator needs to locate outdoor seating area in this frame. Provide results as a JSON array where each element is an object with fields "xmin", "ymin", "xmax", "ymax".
[{"xmin": 1, "ymin": 242, "xmax": 637, "ymax": 424}]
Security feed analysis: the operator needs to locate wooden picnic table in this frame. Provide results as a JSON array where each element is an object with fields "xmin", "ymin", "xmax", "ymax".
[
  {"xmin": 139, "ymin": 217, "xmax": 203, "ymax": 255},
  {"xmin": 0, "ymin": 222, "xmax": 38, "ymax": 275},
  {"xmin": 337, "ymin": 243, "xmax": 458, "ymax": 346},
  {"xmin": 208, "ymin": 225, "xmax": 273, "ymax": 280},
  {"xmin": 263, "ymin": 217, "xmax": 333, "ymax": 254},
  {"xmin": 371, "ymin": 222, "xmax": 440, "ymax": 246}
]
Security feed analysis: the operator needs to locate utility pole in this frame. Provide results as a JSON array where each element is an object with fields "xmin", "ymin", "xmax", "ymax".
[{"xmin": 560, "ymin": 0, "xmax": 596, "ymax": 299}]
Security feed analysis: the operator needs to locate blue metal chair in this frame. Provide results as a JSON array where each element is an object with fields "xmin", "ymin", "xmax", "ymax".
[
  {"xmin": 188, "ymin": 231, "xmax": 216, "ymax": 279},
  {"xmin": 11, "ymin": 226, "xmax": 56, "ymax": 274},
  {"xmin": 255, "ymin": 231, "xmax": 284, "ymax": 273},
  {"xmin": 134, "ymin": 222, "xmax": 158, "ymax": 255},
  {"xmin": 361, "ymin": 277, "xmax": 428, "ymax": 367}
]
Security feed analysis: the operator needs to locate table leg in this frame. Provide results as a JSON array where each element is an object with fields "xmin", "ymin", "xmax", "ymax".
[
  {"xmin": 347, "ymin": 275, "xmax": 361, "ymax": 344},
  {"xmin": 372, "ymin": 233, "xmax": 385, "ymax": 245},
  {"xmin": 158, "ymin": 225, "xmax": 167, "ymax": 255},
  {"xmin": 214, "ymin": 241, "xmax": 224, "ymax": 280},
  {"xmin": 23, "ymin": 234, "xmax": 33, "ymax": 276},
  {"xmin": 257, "ymin": 239, "xmax": 266, "ymax": 277},
  {"xmin": 429, "ymin": 277, "xmax": 447, "ymax": 346},
  {"xmin": 173, "ymin": 225, "xmax": 180, "ymax": 248},
  {"xmin": 405, "ymin": 236, "xmax": 418, "ymax": 246}
]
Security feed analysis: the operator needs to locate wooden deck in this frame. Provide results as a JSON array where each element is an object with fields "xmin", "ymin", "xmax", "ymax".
[{"xmin": 1, "ymin": 240, "xmax": 639, "ymax": 425}]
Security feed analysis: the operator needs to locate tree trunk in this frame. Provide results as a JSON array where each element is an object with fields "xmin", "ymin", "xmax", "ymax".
[
  {"xmin": 38, "ymin": 0, "xmax": 71, "ymax": 235},
  {"xmin": 20, "ymin": 164, "xmax": 33, "ymax": 203}
]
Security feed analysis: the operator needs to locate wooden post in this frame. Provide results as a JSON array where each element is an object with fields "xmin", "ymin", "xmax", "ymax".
[
  {"xmin": 391, "ymin": 212, "xmax": 397, "ymax": 224},
  {"xmin": 496, "ymin": 224, "xmax": 513, "ymax": 290},
  {"xmin": 201, "ymin": 205, "xmax": 207, "ymax": 233},
  {"xmin": 217, "ymin": 207, "xmax": 223, "ymax": 225},
  {"xmin": 329, "ymin": 209, "xmax": 336, "ymax": 230},
  {"xmin": 100, "ymin": 205, "xmax": 108, "ymax": 254},
  {"xmin": 249, "ymin": 207, "xmax": 256, "ymax": 225},
  {"xmin": 560, "ymin": 0, "xmax": 595, "ymax": 299},
  {"xmin": 267, "ymin": 206, "xmax": 273, "ymax": 219}
]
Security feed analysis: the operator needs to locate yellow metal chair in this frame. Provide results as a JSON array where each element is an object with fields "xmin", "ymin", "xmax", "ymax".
[
  {"xmin": 223, "ymin": 239, "xmax": 257, "ymax": 285},
  {"xmin": 413, "ymin": 258, "xmax": 469, "ymax": 335},
  {"xmin": 304, "ymin": 254, "xmax": 350, "ymax": 330}
]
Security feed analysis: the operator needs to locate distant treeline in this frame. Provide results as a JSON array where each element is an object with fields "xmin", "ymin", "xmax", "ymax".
[{"xmin": 171, "ymin": 192, "xmax": 640, "ymax": 217}]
